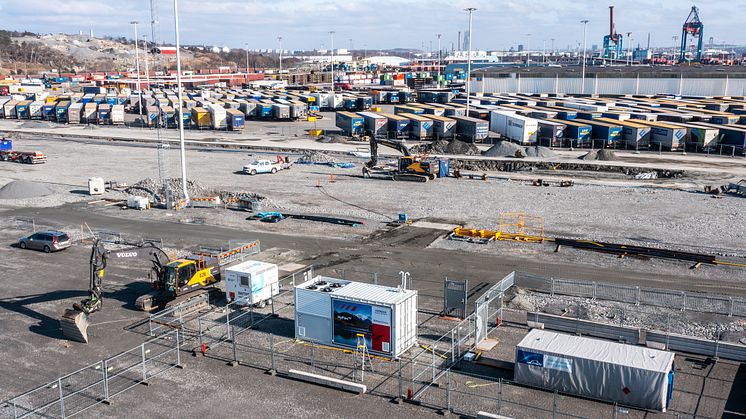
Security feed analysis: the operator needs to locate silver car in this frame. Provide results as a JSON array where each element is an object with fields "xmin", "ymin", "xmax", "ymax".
[{"xmin": 19, "ymin": 230, "xmax": 72, "ymax": 253}]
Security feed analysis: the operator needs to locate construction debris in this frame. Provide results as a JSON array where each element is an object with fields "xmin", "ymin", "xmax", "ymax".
[
  {"xmin": 125, "ymin": 178, "xmax": 208, "ymax": 200},
  {"xmin": 296, "ymin": 150, "xmax": 336, "ymax": 164},
  {"xmin": 410, "ymin": 139, "xmax": 481, "ymax": 156},
  {"xmin": 0, "ymin": 180, "xmax": 52, "ymax": 199}
]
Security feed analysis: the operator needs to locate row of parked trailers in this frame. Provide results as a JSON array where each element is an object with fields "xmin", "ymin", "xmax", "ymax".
[
  {"xmin": 433, "ymin": 91, "xmax": 746, "ymax": 152},
  {"xmin": 336, "ymin": 105, "xmax": 488, "ymax": 142},
  {"xmin": 0, "ymin": 97, "xmax": 127, "ymax": 125}
]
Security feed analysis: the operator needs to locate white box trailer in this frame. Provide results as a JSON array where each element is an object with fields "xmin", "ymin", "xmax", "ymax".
[
  {"xmin": 294, "ymin": 276, "xmax": 417, "ymax": 358},
  {"xmin": 207, "ymin": 103, "xmax": 227, "ymax": 129},
  {"xmin": 490, "ymin": 110, "xmax": 539, "ymax": 145},
  {"xmin": 111, "ymin": 104, "xmax": 125, "ymax": 125},
  {"xmin": 29, "ymin": 101, "xmax": 43, "ymax": 119},
  {"xmin": 515, "ymin": 329, "xmax": 675, "ymax": 412},
  {"xmin": 225, "ymin": 260, "xmax": 279, "ymax": 307}
]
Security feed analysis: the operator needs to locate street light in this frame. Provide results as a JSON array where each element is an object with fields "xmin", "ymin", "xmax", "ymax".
[
  {"xmin": 465, "ymin": 8, "xmax": 476, "ymax": 119},
  {"xmin": 626, "ymin": 32, "xmax": 632, "ymax": 66},
  {"xmin": 244, "ymin": 42, "xmax": 249, "ymax": 73},
  {"xmin": 329, "ymin": 31, "xmax": 335, "ymax": 94},
  {"xmin": 142, "ymin": 35, "xmax": 150, "ymax": 95},
  {"xmin": 581, "ymin": 19, "xmax": 589, "ymax": 95},
  {"xmin": 130, "ymin": 21, "xmax": 142, "ymax": 125},
  {"xmin": 173, "ymin": 0, "xmax": 188, "ymax": 202},
  {"xmin": 526, "ymin": 33, "xmax": 531, "ymax": 67},
  {"xmin": 437, "ymin": 34, "xmax": 442, "ymax": 86},
  {"xmin": 277, "ymin": 36, "xmax": 283, "ymax": 73}
]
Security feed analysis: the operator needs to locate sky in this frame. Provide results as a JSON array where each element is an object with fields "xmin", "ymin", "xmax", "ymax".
[{"xmin": 1, "ymin": 0, "xmax": 742, "ymax": 52}]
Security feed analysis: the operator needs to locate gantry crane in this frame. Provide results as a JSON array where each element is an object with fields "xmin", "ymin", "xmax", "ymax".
[
  {"xmin": 680, "ymin": 6, "xmax": 704, "ymax": 62},
  {"xmin": 602, "ymin": 6, "xmax": 624, "ymax": 60}
]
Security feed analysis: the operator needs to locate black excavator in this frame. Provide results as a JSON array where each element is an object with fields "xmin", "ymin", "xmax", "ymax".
[{"xmin": 362, "ymin": 138, "xmax": 441, "ymax": 182}]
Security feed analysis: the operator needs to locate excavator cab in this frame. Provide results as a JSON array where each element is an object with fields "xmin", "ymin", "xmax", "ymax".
[{"xmin": 159, "ymin": 258, "xmax": 218, "ymax": 298}]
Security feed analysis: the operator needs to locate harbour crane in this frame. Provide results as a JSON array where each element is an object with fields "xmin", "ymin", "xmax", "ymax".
[{"xmin": 680, "ymin": 5, "xmax": 704, "ymax": 63}]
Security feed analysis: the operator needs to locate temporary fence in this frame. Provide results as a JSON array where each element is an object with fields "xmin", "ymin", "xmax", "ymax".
[{"xmin": 3, "ymin": 330, "xmax": 181, "ymax": 419}]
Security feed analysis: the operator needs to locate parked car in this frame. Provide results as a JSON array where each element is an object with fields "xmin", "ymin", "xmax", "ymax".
[
  {"xmin": 19, "ymin": 230, "xmax": 72, "ymax": 253},
  {"xmin": 242, "ymin": 159, "xmax": 291, "ymax": 175}
]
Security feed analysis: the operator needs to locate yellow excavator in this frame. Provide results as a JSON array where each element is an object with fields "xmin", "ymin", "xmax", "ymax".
[
  {"xmin": 362, "ymin": 138, "xmax": 441, "ymax": 182},
  {"xmin": 60, "ymin": 239, "xmax": 260, "ymax": 343}
]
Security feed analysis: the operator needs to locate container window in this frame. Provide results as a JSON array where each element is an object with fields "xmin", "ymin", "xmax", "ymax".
[{"xmin": 240, "ymin": 275, "xmax": 250, "ymax": 286}]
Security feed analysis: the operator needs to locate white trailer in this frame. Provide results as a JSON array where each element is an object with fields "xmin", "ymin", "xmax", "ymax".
[
  {"xmin": 490, "ymin": 110, "xmax": 539, "ymax": 145},
  {"xmin": 207, "ymin": 103, "xmax": 227, "ymax": 129},
  {"xmin": 225, "ymin": 260, "xmax": 279, "ymax": 307},
  {"xmin": 111, "ymin": 105, "xmax": 125, "ymax": 125}
]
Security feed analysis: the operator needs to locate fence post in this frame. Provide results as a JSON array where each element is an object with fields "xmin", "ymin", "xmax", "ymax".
[
  {"xmin": 729, "ymin": 298, "xmax": 734, "ymax": 317},
  {"xmin": 230, "ymin": 325, "xmax": 238, "ymax": 366},
  {"xmin": 550, "ymin": 278, "xmax": 555, "ymax": 297},
  {"xmin": 374, "ymin": 272, "xmax": 378, "ymax": 285},
  {"xmin": 497, "ymin": 378, "xmax": 502, "ymax": 413},
  {"xmin": 431, "ymin": 344, "xmax": 436, "ymax": 383},
  {"xmin": 311, "ymin": 342, "xmax": 316, "ymax": 371},
  {"xmin": 141, "ymin": 343, "xmax": 148, "ymax": 385},
  {"xmin": 682, "ymin": 292, "xmax": 687, "ymax": 312},
  {"xmin": 175, "ymin": 330, "xmax": 182, "ymax": 368},
  {"xmin": 198, "ymin": 318, "xmax": 204, "ymax": 356},
  {"xmin": 446, "ymin": 369, "xmax": 451, "ymax": 413},
  {"xmin": 552, "ymin": 390, "xmax": 557, "ymax": 419},
  {"xmin": 451, "ymin": 329, "xmax": 456, "ymax": 364},
  {"xmin": 398, "ymin": 358, "xmax": 403, "ymax": 402},
  {"xmin": 269, "ymin": 333, "xmax": 277, "ymax": 375},
  {"xmin": 102, "ymin": 359, "xmax": 110, "ymax": 404},
  {"xmin": 58, "ymin": 377, "xmax": 65, "ymax": 419},
  {"xmin": 636, "ymin": 287, "xmax": 640, "ymax": 306},
  {"xmin": 592, "ymin": 282, "xmax": 597, "ymax": 300}
]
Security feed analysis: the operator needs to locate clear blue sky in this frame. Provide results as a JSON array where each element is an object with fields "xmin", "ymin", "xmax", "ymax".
[{"xmin": 1, "ymin": 0, "xmax": 741, "ymax": 51}]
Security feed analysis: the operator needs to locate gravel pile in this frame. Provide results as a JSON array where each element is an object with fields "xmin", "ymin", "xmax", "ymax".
[
  {"xmin": 317, "ymin": 134, "xmax": 348, "ymax": 144},
  {"xmin": 297, "ymin": 150, "xmax": 335, "ymax": 164},
  {"xmin": 126, "ymin": 178, "xmax": 208, "ymax": 199},
  {"xmin": 410, "ymin": 140, "xmax": 480, "ymax": 156},
  {"xmin": 523, "ymin": 146, "xmax": 557, "ymax": 158},
  {"xmin": 481, "ymin": 141, "xmax": 524, "ymax": 157},
  {"xmin": 580, "ymin": 149, "xmax": 617, "ymax": 161},
  {"xmin": 0, "ymin": 180, "xmax": 52, "ymax": 199}
]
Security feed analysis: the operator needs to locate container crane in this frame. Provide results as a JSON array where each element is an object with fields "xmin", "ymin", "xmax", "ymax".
[
  {"xmin": 602, "ymin": 6, "xmax": 624, "ymax": 60},
  {"xmin": 680, "ymin": 5, "xmax": 704, "ymax": 63}
]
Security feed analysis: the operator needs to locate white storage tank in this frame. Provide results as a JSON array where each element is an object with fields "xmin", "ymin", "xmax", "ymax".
[
  {"xmin": 294, "ymin": 276, "xmax": 417, "ymax": 358},
  {"xmin": 515, "ymin": 329, "xmax": 675, "ymax": 412},
  {"xmin": 225, "ymin": 260, "xmax": 279, "ymax": 307}
]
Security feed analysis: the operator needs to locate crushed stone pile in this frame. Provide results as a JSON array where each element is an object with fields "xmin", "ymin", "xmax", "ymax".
[
  {"xmin": 317, "ymin": 134, "xmax": 348, "ymax": 144},
  {"xmin": 410, "ymin": 140, "xmax": 480, "ymax": 156},
  {"xmin": 481, "ymin": 141, "xmax": 524, "ymax": 157},
  {"xmin": 0, "ymin": 180, "xmax": 52, "ymax": 200},
  {"xmin": 126, "ymin": 178, "xmax": 208, "ymax": 199},
  {"xmin": 580, "ymin": 149, "xmax": 617, "ymax": 161},
  {"xmin": 523, "ymin": 146, "xmax": 557, "ymax": 158},
  {"xmin": 296, "ymin": 150, "xmax": 335, "ymax": 164}
]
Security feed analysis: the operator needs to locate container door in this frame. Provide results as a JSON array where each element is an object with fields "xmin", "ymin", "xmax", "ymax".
[{"xmin": 371, "ymin": 305, "xmax": 392, "ymax": 353}]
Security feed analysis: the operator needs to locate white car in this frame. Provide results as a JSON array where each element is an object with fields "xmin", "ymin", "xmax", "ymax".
[{"xmin": 243, "ymin": 159, "xmax": 283, "ymax": 175}]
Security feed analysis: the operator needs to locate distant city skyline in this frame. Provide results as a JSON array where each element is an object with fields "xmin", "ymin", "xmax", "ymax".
[{"xmin": 1, "ymin": 0, "xmax": 742, "ymax": 51}]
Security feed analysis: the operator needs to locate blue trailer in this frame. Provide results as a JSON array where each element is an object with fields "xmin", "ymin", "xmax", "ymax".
[
  {"xmin": 55, "ymin": 101, "xmax": 71, "ymax": 122},
  {"xmin": 356, "ymin": 96, "xmax": 372, "ymax": 110},
  {"xmin": 379, "ymin": 112, "xmax": 410, "ymax": 139},
  {"xmin": 386, "ymin": 91, "xmax": 399, "ymax": 104},
  {"xmin": 576, "ymin": 118, "xmax": 623, "ymax": 146},
  {"xmin": 0, "ymin": 139, "xmax": 11, "ymax": 151},
  {"xmin": 336, "ymin": 111, "xmax": 364, "ymax": 136},
  {"xmin": 547, "ymin": 118, "xmax": 591, "ymax": 146},
  {"xmin": 256, "ymin": 103, "xmax": 273, "ymax": 118},
  {"xmin": 226, "ymin": 108, "xmax": 245, "ymax": 131},
  {"xmin": 42, "ymin": 103, "xmax": 56, "ymax": 120}
]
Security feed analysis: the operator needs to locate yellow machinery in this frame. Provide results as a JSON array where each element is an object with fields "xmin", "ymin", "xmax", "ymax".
[{"xmin": 451, "ymin": 212, "xmax": 546, "ymax": 244}]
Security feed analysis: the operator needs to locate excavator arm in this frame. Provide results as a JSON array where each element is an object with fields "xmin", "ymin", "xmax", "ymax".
[
  {"xmin": 61, "ymin": 240, "xmax": 171, "ymax": 343},
  {"xmin": 366, "ymin": 137, "xmax": 411, "ymax": 168}
]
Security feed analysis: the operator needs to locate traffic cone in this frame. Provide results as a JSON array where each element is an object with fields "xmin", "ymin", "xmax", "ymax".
[{"xmin": 329, "ymin": 174, "xmax": 335, "ymax": 183}]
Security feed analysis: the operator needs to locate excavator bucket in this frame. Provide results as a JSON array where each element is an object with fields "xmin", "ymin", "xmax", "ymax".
[{"xmin": 60, "ymin": 309, "xmax": 90, "ymax": 343}]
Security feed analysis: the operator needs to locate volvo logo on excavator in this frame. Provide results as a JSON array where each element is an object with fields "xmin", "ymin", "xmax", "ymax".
[{"xmin": 114, "ymin": 252, "xmax": 139, "ymax": 258}]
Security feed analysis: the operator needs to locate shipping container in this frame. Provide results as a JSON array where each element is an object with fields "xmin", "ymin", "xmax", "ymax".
[
  {"xmin": 401, "ymin": 113, "xmax": 434, "ymax": 140},
  {"xmin": 336, "ymin": 111, "xmax": 365, "ymax": 136},
  {"xmin": 97, "ymin": 103, "xmax": 111, "ymax": 124},
  {"xmin": 575, "ymin": 118, "xmax": 623, "ymax": 147},
  {"xmin": 595, "ymin": 117, "xmax": 651, "ymax": 148},
  {"xmin": 55, "ymin": 101, "xmax": 71, "ymax": 122},
  {"xmin": 225, "ymin": 261, "xmax": 279, "ymax": 307},
  {"xmin": 42, "ymin": 103, "xmax": 56, "ymax": 120},
  {"xmin": 357, "ymin": 111, "xmax": 387, "ymax": 138},
  {"xmin": 226, "ymin": 108, "xmax": 245, "ymax": 131},
  {"xmin": 208, "ymin": 104, "xmax": 228, "ymax": 129},
  {"xmin": 272, "ymin": 103, "xmax": 290, "ymax": 120},
  {"xmin": 428, "ymin": 115, "xmax": 457, "ymax": 140},
  {"xmin": 537, "ymin": 119, "xmax": 565, "ymax": 147},
  {"xmin": 0, "ymin": 98, "xmax": 8, "ymax": 118},
  {"xmin": 288, "ymin": 101, "xmax": 307, "ymax": 119},
  {"xmin": 160, "ymin": 105, "xmax": 176, "ymax": 128},
  {"xmin": 111, "ymin": 104, "xmax": 125, "ymax": 125},
  {"xmin": 67, "ymin": 102, "xmax": 83, "ymax": 124},
  {"xmin": 546, "ymin": 118, "xmax": 591, "ymax": 145},
  {"xmin": 15, "ymin": 100, "xmax": 32, "ymax": 119},
  {"xmin": 490, "ymin": 111, "xmax": 539, "ymax": 145},
  {"xmin": 82, "ymin": 103, "xmax": 97, "ymax": 124},
  {"xmin": 145, "ymin": 105, "xmax": 160, "ymax": 127},
  {"xmin": 633, "ymin": 120, "xmax": 689, "ymax": 150},
  {"xmin": 294, "ymin": 276, "xmax": 418, "ymax": 358},
  {"xmin": 4, "ymin": 100, "xmax": 18, "ymax": 119},
  {"xmin": 378, "ymin": 112, "xmax": 410, "ymax": 138},
  {"xmin": 191, "ymin": 107, "xmax": 212, "ymax": 129},
  {"xmin": 453, "ymin": 115, "xmax": 489, "ymax": 142},
  {"xmin": 515, "ymin": 329, "xmax": 674, "ymax": 412},
  {"xmin": 240, "ymin": 101, "xmax": 257, "ymax": 118},
  {"xmin": 28, "ymin": 101, "xmax": 43, "ymax": 119}
]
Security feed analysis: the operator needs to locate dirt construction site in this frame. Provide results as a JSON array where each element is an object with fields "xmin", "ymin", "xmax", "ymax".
[{"xmin": 1, "ymin": 122, "xmax": 746, "ymax": 419}]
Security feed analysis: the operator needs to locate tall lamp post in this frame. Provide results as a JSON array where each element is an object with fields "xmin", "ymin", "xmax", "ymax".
[
  {"xmin": 173, "ymin": 0, "xmax": 188, "ymax": 202},
  {"xmin": 142, "ymin": 35, "xmax": 150, "ymax": 95},
  {"xmin": 465, "ymin": 7, "xmax": 476, "ymax": 118},
  {"xmin": 581, "ymin": 19, "xmax": 589, "ymax": 94},
  {"xmin": 130, "ymin": 21, "xmax": 142, "ymax": 125},
  {"xmin": 277, "ymin": 36, "xmax": 283, "ymax": 73},
  {"xmin": 329, "ymin": 31, "xmax": 335, "ymax": 94},
  {"xmin": 626, "ymin": 32, "xmax": 632, "ymax": 66},
  {"xmin": 437, "ymin": 33, "xmax": 442, "ymax": 86},
  {"xmin": 244, "ymin": 42, "xmax": 249, "ymax": 72}
]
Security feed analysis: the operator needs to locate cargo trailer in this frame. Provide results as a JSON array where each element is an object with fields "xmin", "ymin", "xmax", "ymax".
[
  {"xmin": 356, "ymin": 96, "xmax": 373, "ymax": 110},
  {"xmin": 537, "ymin": 119, "xmax": 565, "ymax": 147},
  {"xmin": 225, "ymin": 261, "xmax": 279, "ymax": 307},
  {"xmin": 378, "ymin": 112, "xmax": 410, "ymax": 139},
  {"xmin": 111, "ymin": 105, "xmax": 125, "ymax": 125},
  {"xmin": 16, "ymin": 100, "xmax": 31, "ymax": 119},
  {"xmin": 42, "ymin": 103, "xmax": 56, "ymax": 120},
  {"xmin": 594, "ymin": 117, "xmax": 651, "ymax": 148},
  {"xmin": 401, "ymin": 113, "xmax": 433, "ymax": 140},
  {"xmin": 394, "ymin": 105, "xmax": 423, "ymax": 115},
  {"xmin": 490, "ymin": 111, "xmax": 539, "ymax": 145},
  {"xmin": 272, "ymin": 103, "xmax": 290, "ymax": 120},
  {"xmin": 294, "ymin": 276, "xmax": 418, "ymax": 359},
  {"xmin": 515, "ymin": 329, "xmax": 674, "ymax": 412},
  {"xmin": 690, "ymin": 122, "xmax": 746, "ymax": 151},
  {"xmin": 358, "ymin": 111, "xmax": 387, "ymax": 138},
  {"xmin": 428, "ymin": 115, "xmax": 457, "ymax": 140},
  {"xmin": 453, "ymin": 115, "xmax": 489, "ymax": 142},
  {"xmin": 29, "ymin": 101, "xmax": 43, "ymax": 120},
  {"xmin": 710, "ymin": 114, "xmax": 739, "ymax": 125},
  {"xmin": 67, "ymin": 103, "xmax": 83, "ymax": 124},
  {"xmin": 0, "ymin": 98, "xmax": 8, "ymax": 118},
  {"xmin": 255, "ymin": 102, "xmax": 273, "ymax": 118},
  {"xmin": 97, "ymin": 104, "xmax": 111, "ymax": 124},
  {"xmin": 634, "ymin": 120, "xmax": 689, "ymax": 150},
  {"xmin": 335, "ymin": 111, "xmax": 364, "ymax": 136},
  {"xmin": 145, "ymin": 105, "xmax": 160, "ymax": 127},
  {"xmin": 575, "ymin": 118, "xmax": 623, "ymax": 147},
  {"xmin": 667, "ymin": 122, "xmax": 719, "ymax": 148},
  {"xmin": 55, "ymin": 101, "xmax": 71, "ymax": 122},
  {"xmin": 240, "ymin": 101, "xmax": 257, "ymax": 118},
  {"xmin": 83, "ymin": 103, "xmax": 98, "ymax": 124},
  {"xmin": 4, "ymin": 100, "xmax": 18, "ymax": 119},
  {"xmin": 226, "ymin": 108, "xmax": 245, "ymax": 131},
  {"xmin": 160, "ymin": 106, "xmax": 176, "ymax": 128},
  {"xmin": 410, "ymin": 103, "xmax": 445, "ymax": 116},
  {"xmin": 191, "ymin": 107, "xmax": 212, "ymax": 129},
  {"xmin": 386, "ymin": 91, "xmax": 399, "ymax": 104},
  {"xmin": 546, "ymin": 118, "xmax": 591, "ymax": 146},
  {"xmin": 207, "ymin": 104, "xmax": 228, "ymax": 129}
]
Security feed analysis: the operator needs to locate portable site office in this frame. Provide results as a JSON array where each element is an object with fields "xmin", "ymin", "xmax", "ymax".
[{"xmin": 515, "ymin": 329, "xmax": 675, "ymax": 412}]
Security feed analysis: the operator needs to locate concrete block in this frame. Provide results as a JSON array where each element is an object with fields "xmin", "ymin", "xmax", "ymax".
[
  {"xmin": 287, "ymin": 369, "xmax": 367, "ymax": 394},
  {"xmin": 477, "ymin": 412, "xmax": 513, "ymax": 419}
]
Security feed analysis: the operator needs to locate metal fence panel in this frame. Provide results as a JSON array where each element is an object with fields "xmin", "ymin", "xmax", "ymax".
[
  {"xmin": 553, "ymin": 279, "xmax": 595, "ymax": 299},
  {"xmin": 639, "ymin": 288, "xmax": 685, "ymax": 310},
  {"xmin": 684, "ymin": 294, "xmax": 732, "ymax": 316},
  {"xmin": 594, "ymin": 283, "xmax": 638, "ymax": 305},
  {"xmin": 58, "ymin": 362, "xmax": 106, "ymax": 417},
  {"xmin": 443, "ymin": 278, "xmax": 468, "ymax": 319}
]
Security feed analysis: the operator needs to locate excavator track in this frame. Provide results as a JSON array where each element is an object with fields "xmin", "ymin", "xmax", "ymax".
[{"xmin": 393, "ymin": 173, "xmax": 430, "ymax": 182}]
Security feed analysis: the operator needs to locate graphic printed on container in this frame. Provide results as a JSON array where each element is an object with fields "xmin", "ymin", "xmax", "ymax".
[
  {"xmin": 516, "ymin": 348, "xmax": 544, "ymax": 367},
  {"xmin": 545, "ymin": 355, "xmax": 573, "ymax": 373},
  {"xmin": 332, "ymin": 300, "xmax": 392, "ymax": 353}
]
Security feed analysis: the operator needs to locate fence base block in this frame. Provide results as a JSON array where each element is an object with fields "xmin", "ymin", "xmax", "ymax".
[
  {"xmin": 477, "ymin": 412, "xmax": 513, "ymax": 419},
  {"xmin": 266, "ymin": 369, "xmax": 277, "ymax": 376},
  {"xmin": 287, "ymin": 369, "xmax": 366, "ymax": 394},
  {"xmin": 140, "ymin": 381, "xmax": 150, "ymax": 387},
  {"xmin": 228, "ymin": 360, "xmax": 238, "ymax": 367},
  {"xmin": 437, "ymin": 408, "xmax": 451, "ymax": 416},
  {"xmin": 392, "ymin": 397, "xmax": 403, "ymax": 404}
]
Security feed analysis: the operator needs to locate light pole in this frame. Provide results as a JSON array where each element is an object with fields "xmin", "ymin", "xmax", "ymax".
[
  {"xmin": 465, "ymin": 7, "xmax": 476, "ymax": 119},
  {"xmin": 130, "ymin": 21, "xmax": 142, "ymax": 125},
  {"xmin": 173, "ymin": 0, "xmax": 188, "ymax": 202},
  {"xmin": 437, "ymin": 34, "xmax": 442, "ymax": 86},
  {"xmin": 542, "ymin": 39, "xmax": 546, "ymax": 65},
  {"xmin": 626, "ymin": 32, "xmax": 632, "ymax": 66},
  {"xmin": 277, "ymin": 36, "xmax": 283, "ymax": 73},
  {"xmin": 329, "ymin": 31, "xmax": 335, "ymax": 94},
  {"xmin": 244, "ymin": 43, "xmax": 249, "ymax": 72},
  {"xmin": 142, "ymin": 35, "xmax": 150, "ymax": 95},
  {"xmin": 672, "ymin": 35, "xmax": 679, "ymax": 62},
  {"xmin": 526, "ymin": 33, "xmax": 531, "ymax": 67},
  {"xmin": 551, "ymin": 38, "xmax": 555, "ymax": 56},
  {"xmin": 581, "ymin": 19, "xmax": 589, "ymax": 94}
]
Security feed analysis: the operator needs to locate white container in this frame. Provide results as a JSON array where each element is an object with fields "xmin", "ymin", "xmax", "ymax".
[
  {"xmin": 29, "ymin": 101, "xmax": 43, "ymax": 119},
  {"xmin": 225, "ymin": 260, "xmax": 279, "ymax": 306},
  {"xmin": 207, "ymin": 103, "xmax": 227, "ymax": 129},
  {"xmin": 294, "ymin": 276, "xmax": 418, "ymax": 358},
  {"xmin": 127, "ymin": 195, "xmax": 149, "ymax": 210},
  {"xmin": 490, "ymin": 110, "xmax": 539, "ymax": 145},
  {"xmin": 111, "ymin": 105, "xmax": 125, "ymax": 125},
  {"xmin": 88, "ymin": 177, "xmax": 105, "ymax": 195}
]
